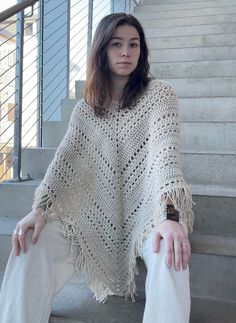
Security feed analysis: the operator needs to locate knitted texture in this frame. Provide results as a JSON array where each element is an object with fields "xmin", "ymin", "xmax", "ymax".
[{"xmin": 32, "ymin": 79, "xmax": 194, "ymax": 302}]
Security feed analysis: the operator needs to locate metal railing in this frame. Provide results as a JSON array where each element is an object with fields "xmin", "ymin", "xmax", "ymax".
[{"xmin": 0, "ymin": 0, "xmax": 140, "ymax": 182}]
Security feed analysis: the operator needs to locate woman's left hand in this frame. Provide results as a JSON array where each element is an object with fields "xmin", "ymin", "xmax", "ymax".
[{"xmin": 152, "ymin": 220, "xmax": 191, "ymax": 271}]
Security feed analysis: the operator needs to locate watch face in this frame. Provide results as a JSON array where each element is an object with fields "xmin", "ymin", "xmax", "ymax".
[{"xmin": 166, "ymin": 204, "xmax": 179, "ymax": 222}]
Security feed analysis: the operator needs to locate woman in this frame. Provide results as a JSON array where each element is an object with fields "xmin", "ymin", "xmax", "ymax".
[{"xmin": 0, "ymin": 13, "xmax": 194, "ymax": 323}]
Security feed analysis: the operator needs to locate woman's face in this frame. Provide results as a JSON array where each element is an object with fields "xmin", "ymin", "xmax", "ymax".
[{"xmin": 106, "ymin": 24, "xmax": 141, "ymax": 80}]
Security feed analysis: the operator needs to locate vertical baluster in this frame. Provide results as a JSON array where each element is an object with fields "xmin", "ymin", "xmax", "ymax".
[{"xmin": 13, "ymin": 9, "xmax": 24, "ymax": 181}]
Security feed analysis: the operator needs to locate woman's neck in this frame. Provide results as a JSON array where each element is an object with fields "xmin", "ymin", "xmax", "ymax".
[{"xmin": 111, "ymin": 74, "xmax": 129, "ymax": 101}]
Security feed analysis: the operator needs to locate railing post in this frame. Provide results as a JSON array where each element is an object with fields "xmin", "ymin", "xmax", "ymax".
[
  {"xmin": 13, "ymin": 8, "xmax": 24, "ymax": 181},
  {"xmin": 111, "ymin": 0, "xmax": 115, "ymax": 13},
  {"xmin": 38, "ymin": 0, "xmax": 44, "ymax": 147},
  {"xmin": 125, "ymin": 0, "xmax": 128, "ymax": 12},
  {"xmin": 66, "ymin": 0, "xmax": 71, "ymax": 98},
  {"xmin": 87, "ymin": 0, "xmax": 93, "ymax": 55}
]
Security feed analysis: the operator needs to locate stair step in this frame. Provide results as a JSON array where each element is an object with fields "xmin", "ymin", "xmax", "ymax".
[
  {"xmin": 191, "ymin": 191, "xmax": 236, "ymax": 237},
  {"xmin": 165, "ymin": 76, "xmax": 236, "ymax": 97},
  {"xmin": 182, "ymin": 152, "xmax": 236, "ymax": 185},
  {"xmin": 136, "ymin": 1, "xmax": 236, "ymax": 13},
  {"xmin": 151, "ymin": 59, "xmax": 236, "ymax": 78},
  {"xmin": 140, "ymin": 13, "xmax": 236, "ymax": 28},
  {"xmin": 0, "ymin": 179, "xmax": 41, "ymax": 219},
  {"xmin": 42, "ymin": 120, "xmax": 67, "ymax": 147},
  {"xmin": 145, "ymin": 23, "xmax": 236, "ymax": 38},
  {"xmin": 190, "ymin": 233, "xmax": 236, "ymax": 256},
  {"xmin": 22, "ymin": 147, "xmax": 56, "ymax": 178},
  {"xmin": 179, "ymin": 97, "xmax": 236, "ymax": 122},
  {"xmin": 75, "ymin": 80, "xmax": 84, "ymax": 99},
  {"xmin": 135, "ymin": 5, "xmax": 236, "ymax": 20},
  {"xmin": 148, "ymin": 33, "xmax": 236, "ymax": 49},
  {"xmin": 0, "ymin": 221, "xmax": 13, "ymax": 272},
  {"xmin": 61, "ymin": 99, "xmax": 79, "ymax": 122},
  {"xmin": 192, "ymin": 184, "xmax": 236, "ymax": 197},
  {"xmin": 151, "ymin": 45, "xmax": 236, "ymax": 63},
  {"xmin": 190, "ymin": 298, "xmax": 236, "ymax": 323},
  {"xmin": 189, "ymin": 251, "xmax": 236, "ymax": 301},
  {"xmin": 181, "ymin": 122, "xmax": 236, "ymax": 153}
]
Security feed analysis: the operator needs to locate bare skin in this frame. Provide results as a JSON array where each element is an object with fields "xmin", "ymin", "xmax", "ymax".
[
  {"xmin": 152, "ymin": 220, "xmax": 191, "ymax": 271},
  {"xmin": 12, "ymin": 208, "xmax": 45, "ymax": 256}
]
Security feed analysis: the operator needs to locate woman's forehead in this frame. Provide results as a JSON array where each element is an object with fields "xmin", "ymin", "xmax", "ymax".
[{"xmin": 111, "ymin": 24, "xmax": 140, "ymax": 40}]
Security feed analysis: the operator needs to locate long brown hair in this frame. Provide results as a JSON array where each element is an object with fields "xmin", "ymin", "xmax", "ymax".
[{"xmin": 83, "ymin": 13, "xmax": 152, "ymax": 117}]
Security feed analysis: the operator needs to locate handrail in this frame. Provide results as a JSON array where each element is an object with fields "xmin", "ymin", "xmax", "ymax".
[
  {"xmin": 0, "ymin": 0, "xmax": 38, "ymax": 23},
  {"xmin": 0, "ymin": 0, "xmax": 141, "ymax": 182}
]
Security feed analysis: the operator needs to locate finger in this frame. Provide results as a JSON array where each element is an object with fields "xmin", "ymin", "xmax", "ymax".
[
  {"xmin": 182, "ymin": 242, "xmax": 191, "ymax": 270},
  {"xmin": 164, "ymin": 236, "xmax": 174, "ymax": 268},
  {"xmin": 174, "ymin": 238, "xmax": 182, "ymax": 271},
  {"xmin": 18, "ymin": 229, "xmax": 28, "ymax": 253},
  {"xmin": 18, "ymin": 226, "xmax": 29, "ymax": 252},
  {"xmin": 31, "ymin": 222, "xmax": 44, "ymax": 244},
  {"xmin": 152, "ymin": 231, "xmax": 162, "ymax": 253},
  {"xmin": 12, "ymin": 231, "xmax": 20, "ymax": 256}
]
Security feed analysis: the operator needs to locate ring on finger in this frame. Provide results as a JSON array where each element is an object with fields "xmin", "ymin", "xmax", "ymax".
[{"xmin": 13, "ymin": 228, "xmax": 25, "ymax": 236}]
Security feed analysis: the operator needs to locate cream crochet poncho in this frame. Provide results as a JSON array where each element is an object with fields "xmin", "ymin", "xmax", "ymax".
[{"xmin": 32, "ymin": 79, "xmax": 194, "ymax": 302}]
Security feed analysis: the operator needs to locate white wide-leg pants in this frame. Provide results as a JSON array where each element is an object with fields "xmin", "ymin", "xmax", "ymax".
[{"xmin": 0, "ymin": 221, "xmax": 190, "ymax": 323}]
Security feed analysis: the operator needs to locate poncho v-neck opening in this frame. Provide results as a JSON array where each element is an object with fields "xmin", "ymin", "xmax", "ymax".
[{"xmin": 32, "ymin": 79, "xmax": 194, "ymax": 302}]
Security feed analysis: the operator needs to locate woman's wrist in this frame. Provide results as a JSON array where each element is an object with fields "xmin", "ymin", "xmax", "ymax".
[
  {"xmin": 165, "ymin": 204, "xmax": 180, "ymax": 222},
  {"xmin": 33, "ymin": 207, "xmax": 45, "ymax": 216}
]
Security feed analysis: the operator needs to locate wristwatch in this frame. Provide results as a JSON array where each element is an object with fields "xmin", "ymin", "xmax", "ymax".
[{"xmin": 166, "ymin": 204, "xmax": 179, "ymax": 222}]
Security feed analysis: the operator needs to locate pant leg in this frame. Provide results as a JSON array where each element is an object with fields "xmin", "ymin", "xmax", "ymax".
[
  {"xmin": 0, "ymin": 220, "xmax": 78, "ymax": 323},
  {"xmin": 140, "ymin": 231, "xmax": 191, "ymax": 323}
]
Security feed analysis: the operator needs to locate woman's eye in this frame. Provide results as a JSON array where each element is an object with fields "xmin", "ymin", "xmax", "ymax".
[
  {"xmin": 130, "ymin": 43, "xmax": 138, "ymax": 48},
  {"xmin": 111, "ymin": 42, "xmax": 121, "ymax": 47}
]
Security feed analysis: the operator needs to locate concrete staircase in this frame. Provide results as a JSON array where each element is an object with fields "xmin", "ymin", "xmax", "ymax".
[{"xmin": 1, "ymin": 0, "xmax": 236, "ymax": 321}]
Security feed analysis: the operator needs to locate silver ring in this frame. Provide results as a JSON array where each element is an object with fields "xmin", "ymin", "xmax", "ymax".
[
  {"xmin": 13, "ymin": 228, "xmax": 25, "ymax": 236},
  {"xmin": 182, "ymin": 243, "xmax": 188, "ymax": 247}
]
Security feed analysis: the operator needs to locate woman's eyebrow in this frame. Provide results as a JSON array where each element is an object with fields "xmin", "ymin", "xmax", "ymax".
[{"xmin": 110, "ymin": 37, "xmax": 140, "ymax": 41}]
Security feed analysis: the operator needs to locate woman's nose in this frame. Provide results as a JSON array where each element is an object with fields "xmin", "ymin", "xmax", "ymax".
[{"xmin": 121, "ymin": 46, "xmax": 130, "ymax": 57}]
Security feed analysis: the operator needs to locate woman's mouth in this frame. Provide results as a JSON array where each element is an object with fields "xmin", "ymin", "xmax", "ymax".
[{"xmin": 117, "ymin": 62, "xmax": 132, "ymax": 67}]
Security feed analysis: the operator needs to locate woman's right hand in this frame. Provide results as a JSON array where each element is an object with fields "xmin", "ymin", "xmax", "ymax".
[{"xmin": 12, "ymin": 208, "xmax": 45, "ymax": 256}]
